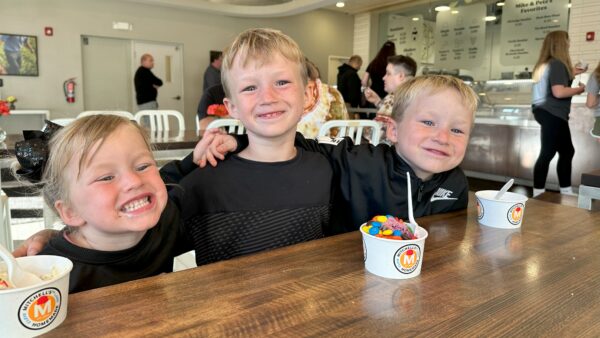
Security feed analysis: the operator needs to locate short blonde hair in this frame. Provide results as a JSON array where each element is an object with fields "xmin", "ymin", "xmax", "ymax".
[
  {"xmin": 42, "ymin": 115, "xmax": 151, "ymax": 216},
  {"xmin": 392, "ymin": 75, "xmax": 479, "ymax": 123},
  {"xmin": 221, "ymin": 28, "xmax": 308, "ymax": 98}
]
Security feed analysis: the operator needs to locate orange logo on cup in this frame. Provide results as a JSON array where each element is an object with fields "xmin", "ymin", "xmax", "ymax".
[
  {"xmin": 507, "ymin": 203, "xmax": 525, "ymax": 225},
  {"xmin": 19, "ymin": 287, "xmax": 62, "ymax": 330},
  {"xmin": 394, "ymin": 244, "xmax": 421, "ymax": 274},
  {"xmin": 476, "ymin": 197, "xmax": 484, "ymax": 220}
]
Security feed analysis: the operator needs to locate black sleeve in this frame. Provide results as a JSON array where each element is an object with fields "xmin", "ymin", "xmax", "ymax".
[
  {"xmin": 159, "ymin": 153, "xmax": 197, "ymax": 186},
  {"xmin": 152, "ymin": 72, "xmax": 163, "ymax": 87},
  {"xmin": 548, "ymin": 59, "xmax": 571, "ymax": 88}
]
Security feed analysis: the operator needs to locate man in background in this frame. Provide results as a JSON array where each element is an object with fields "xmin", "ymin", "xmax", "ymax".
[
  {"xmin": 203, "ymin": 51, "xmax": 223, "ymax": 92},
  {"xmin": 134, "ymin": 53, "xmax": 163, "ymax": 111},
  {"xmin": 336, "ymin": 55, "xmax": 363, "ymax": 109}
]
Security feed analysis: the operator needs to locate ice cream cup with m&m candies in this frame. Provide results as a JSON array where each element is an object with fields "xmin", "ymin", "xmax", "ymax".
[
  {"xmin": 360, "ymin": 215, "xmax": 428, "ymax": 279},
  {"xmin": 475, "ymin": 190, "xmax": 528, "ymax": 229}
]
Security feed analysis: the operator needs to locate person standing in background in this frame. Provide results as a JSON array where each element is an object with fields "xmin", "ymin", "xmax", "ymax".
[
  {"xmin": 337, "ymin": 55, "xmax": 362, "ymax": 108},
  {"xmin": 362, "ymin": 41, "xmax": 396, "ymax": 101},
  {"xmin": 134, "ymin": 53, "xmax": 163, "ymax": 111},
  {"xmin": 203, "ymin": 51, "xmax": 223, "ymax": 92},
  {"xmin": 531, "ymin": 30, "xmax": 585, "ymax": 197},
  {"xmin": 586, "ymin": 61, "xmax": 600, "ymax": 139}
]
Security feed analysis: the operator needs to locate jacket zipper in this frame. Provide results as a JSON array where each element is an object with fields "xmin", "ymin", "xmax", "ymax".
[{"xmin": 417, "ymin": 183, "xmax": 425, "ymax": 203}]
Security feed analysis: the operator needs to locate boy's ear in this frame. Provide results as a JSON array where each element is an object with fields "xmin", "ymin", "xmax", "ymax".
[
  {"xmin": 223, "ymin": 98, "xmax": 237, "ymax": 119},
  {"xmin": 54, "ymin": 200, "xmax": 85, "ymax": 227},
  {"xmin": 386, "ymin": 118, "xmax": 399, "ymax": 144}
]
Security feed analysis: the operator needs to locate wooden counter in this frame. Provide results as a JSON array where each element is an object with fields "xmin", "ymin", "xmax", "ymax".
[{"xmin": 43, "ymin": 193, "xmax": 600, "ymax": 336}]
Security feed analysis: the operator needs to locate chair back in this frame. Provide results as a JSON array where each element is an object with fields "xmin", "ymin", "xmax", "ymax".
[
  {"xmin": 77, "ymin": 110, "xmax": 135, "ymax": 120},
  {"xmin": 134, "ymin": 110, "xmax": 185, "ymax": 132},
  {"xmin": 51, "ymin": 118, "xmax": 76, "ymax": 126},
  {"xmin": 318, "ymin": 119, "xmax": 381, "ymax": 145},
  {"xmin": 206, "ymin": 119, "xmax": 245, "ymax": 135}
]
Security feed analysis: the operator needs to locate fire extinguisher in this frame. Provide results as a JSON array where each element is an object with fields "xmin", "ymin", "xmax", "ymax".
[{"xmin": 63, "ymin": 78, "xmax": 76, "ymax": 103}]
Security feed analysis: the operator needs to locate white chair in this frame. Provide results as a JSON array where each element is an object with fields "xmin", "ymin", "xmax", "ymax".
[
  {"xmin": 0, "ymin": 190, "xmax": 12, "ymax": 251},
  {"xmin": 51, "ymin": 118, "xmax": 75, "ymax": 126},
  {"xmin": 134, "ymin": 110, "xmax": 185, "ymax": 132},
  {"xmin": 78, "ymin": 110, "xmax": 135, "ymax": 120},
  {"xmin": 206, "ymin": 118, "xmax": 246, "ymax": 135},
  {"xmin": 318, "ymin": 120, "xmax": 382, "ymax": 145}
]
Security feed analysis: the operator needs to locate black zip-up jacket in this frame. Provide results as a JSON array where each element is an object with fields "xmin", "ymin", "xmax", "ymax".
[
  {"xmin": 293, "ymin": 133, "xmax": 469, "ymax": 234},
  {"xmin": 337, "ymin": 63, "xmax": 362, "ymax": 108}
]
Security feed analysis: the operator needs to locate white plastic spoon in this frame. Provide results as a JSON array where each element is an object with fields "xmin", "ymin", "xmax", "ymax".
[
  {"xmin": 406, "ymin": 172, "xmax": 420, "ymax": 237},
  {"xmin": 0, "ymin": 243, "xmax": 43, "ymax": 288},
  {"xmin": 495, "ymin": 178, "xmax": 515, "ymax": 200}
]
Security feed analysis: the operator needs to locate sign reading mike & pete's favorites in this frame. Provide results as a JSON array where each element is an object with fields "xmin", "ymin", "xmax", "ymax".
[{"xmin": 500, "ymin": 0, "xmax": 569, "ymax": 66}]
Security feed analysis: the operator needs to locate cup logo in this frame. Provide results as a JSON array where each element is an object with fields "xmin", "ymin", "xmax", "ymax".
[
  {"xmin": 394, "ymin": 244, "xmax": 421, "ymax": 274},
  {"xmin": 476, "ymin": 197, "xmax": 484, "ymax": 220},
  {"xmin": 19, "ymin": 287, "xmax": 62, "ymax": 330},
  {"xmin": 507, "ymin": 203, "xmax": 525, "ymax": 225}
]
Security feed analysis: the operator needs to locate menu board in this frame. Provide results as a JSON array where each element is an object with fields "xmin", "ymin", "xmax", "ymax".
[
  {"xmin": 387, "ymin": 14, "xmax": 424, "ymax": 61},
  {"xmin": 435, "ymin": 3, "xmax": 486, "ymax": 68},
  {"xmin": 500, "ymin": 0, "xmax": 569, "ymax": 66}
]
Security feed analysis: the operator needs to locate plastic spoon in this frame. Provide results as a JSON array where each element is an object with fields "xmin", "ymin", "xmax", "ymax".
[
  {"xmin": 495, "ymin": 178, "xmax": 515, "ymax": 200},
  {"xmin": 0, "ymin": 243, "xmax": 43, "ymax": 288},
  {"xmin": 406, "ymin": 172, "xmax": 420, "ymax": 237}
]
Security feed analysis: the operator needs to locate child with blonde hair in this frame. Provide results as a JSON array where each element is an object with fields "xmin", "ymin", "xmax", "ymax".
[{"xmin": 34, "ymin": 115, "xmax": 188, "ymax": 293}]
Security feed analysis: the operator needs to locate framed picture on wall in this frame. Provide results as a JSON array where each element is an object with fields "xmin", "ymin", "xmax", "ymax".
[{"xmin": 0, "ymin": 33, "xmax": 39, "ymax": 76}]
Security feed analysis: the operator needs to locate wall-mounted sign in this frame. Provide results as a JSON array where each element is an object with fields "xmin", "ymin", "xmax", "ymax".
[
  {"xmin": 435, "ymin": 3, "xmax": 486, "ymax": 69},
  {"xmin": 387, "ymin": 14, "xmax": 424, "ymax": 61},
  {"xmin": 500, "ymin": 0, "xmax": 569, "ymax": 66}
]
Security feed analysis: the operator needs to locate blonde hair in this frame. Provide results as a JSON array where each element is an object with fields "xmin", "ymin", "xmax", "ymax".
[
  {"xmin": 391, "ymin": 75, "xmax": 479, "ymax": 123},
  {"xmin": 42, "ymin": 115, "xmax": 151, "ymax": 216},
  {"xmin": 221, "ymin": 28, "xmax": 308, "ymax": 98},
  {"xmin": 533, "ymin": 31, "xmax": 574, "ymax": 80}
]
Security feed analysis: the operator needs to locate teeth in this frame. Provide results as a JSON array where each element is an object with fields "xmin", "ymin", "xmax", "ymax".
[{"xmin": 122, "ymin": 197, "xmax": 150, "ymax": 212}]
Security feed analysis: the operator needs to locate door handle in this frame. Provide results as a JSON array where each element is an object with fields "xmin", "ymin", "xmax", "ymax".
[{"xmin": 172, "ymin": 95, "xmax": 181, "ymax": 100}]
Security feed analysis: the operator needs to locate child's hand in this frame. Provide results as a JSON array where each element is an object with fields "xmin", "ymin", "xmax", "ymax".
[
  {"xmin": 194, "ymin": 129, "xmax": 237, "ymax": 167},
  {"xmin": 12, "ymin": 229, "xmax": 58, "ymax": 257}
]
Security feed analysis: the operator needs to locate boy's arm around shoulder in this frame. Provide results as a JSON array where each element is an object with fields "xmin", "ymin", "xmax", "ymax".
[{"xmin": 159, "ymin": 153, "xmax": 197, "ymax": 186}]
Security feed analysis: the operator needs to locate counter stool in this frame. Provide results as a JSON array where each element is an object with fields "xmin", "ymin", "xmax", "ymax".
[{"xmin": 578, "ymin": 169, "xmax": 600, "ymax": 210}]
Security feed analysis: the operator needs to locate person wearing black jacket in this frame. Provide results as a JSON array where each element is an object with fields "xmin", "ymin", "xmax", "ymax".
[
  {"xmin": 337, "ymin": 55, "xmax": 363, "ymax": 108},
  {"xmin": 134, "ymin": 53, "xmax": 163, "ymax": 110}
]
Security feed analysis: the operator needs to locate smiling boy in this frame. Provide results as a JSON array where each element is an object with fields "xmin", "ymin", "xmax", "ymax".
[{"xmin": 167, "ymin": 28, "xmax": 333, "ymax": 266}]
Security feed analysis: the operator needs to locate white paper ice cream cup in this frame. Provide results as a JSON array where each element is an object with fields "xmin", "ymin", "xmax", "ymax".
[
  {"xmin": 361, "ymin": 225, "xmax": 428, "ymax": 279},
  {"xmin": 475, "ymin": 190, "xmax": 528, "ymax": 229},
  {"xmin": 0, "ymin": 255, "xmax": 73, "ymax": 337}
]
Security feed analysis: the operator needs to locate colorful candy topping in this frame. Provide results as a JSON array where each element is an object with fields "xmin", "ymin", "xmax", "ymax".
[{"xmin": 361, "ymin": 215, "xmax": 417, "ymax": 240}]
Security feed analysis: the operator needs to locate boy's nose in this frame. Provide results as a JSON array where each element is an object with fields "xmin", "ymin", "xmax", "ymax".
[
  {"xmin": 433, "ymin": 128, "xmax": 450, "ymax": 144},
  {"xmin": 122, "ymin": 171, "xmax": 143, "ymax": 190},
  {"xmin": 259, "ymin": 86, "xmax": 277, "ymax": 103}
]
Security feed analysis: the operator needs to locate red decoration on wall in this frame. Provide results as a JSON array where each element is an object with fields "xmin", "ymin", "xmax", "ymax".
[
  {"xmin": 586, "ymin": 32, "xmax": 595, "ymax": 41},
  {"xmin": 44, "ymin": 27, "xmax": 53, "ymax": 36}
]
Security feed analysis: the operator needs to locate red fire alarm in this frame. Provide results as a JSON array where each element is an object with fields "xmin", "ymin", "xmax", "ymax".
[
  {"xmin": 44, "ymin": 27, "xmax": 53, "ymax": 36},
  {"xmin": 586, "ymin": 31, "xmax": 595, "ymax": 41}
]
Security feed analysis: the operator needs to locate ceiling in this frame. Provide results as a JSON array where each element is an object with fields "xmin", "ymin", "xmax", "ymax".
[{"xmin": 124, "ymin": 0, "xmax": 425, "ymax": 18}]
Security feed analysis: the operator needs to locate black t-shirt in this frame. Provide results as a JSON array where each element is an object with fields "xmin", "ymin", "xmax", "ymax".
[
  {"xmin": 169, "ymin": 148, "xmax": 333, "ymax": 266},
  {"xmin": 134, "ymin": 66, "xmax": 163, "ymax": 105},
  {"xmin": 39, "ymin": 201, "xmax": 188, "ymax": 293}
]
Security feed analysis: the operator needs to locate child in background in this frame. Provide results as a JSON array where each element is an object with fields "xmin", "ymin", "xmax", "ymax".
[
  {"xmin": 198, "ymin": 75, "xmax": 479, "ymax": 233},
  {"xmin": 586, "ymin": 61, "xmax": 600, "ymax": 138},
  {"xmin": 33, "ymin": 115, "xmax": 188, "ymax": 293}
]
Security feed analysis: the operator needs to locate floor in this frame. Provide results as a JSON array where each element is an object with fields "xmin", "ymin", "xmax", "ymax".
[{"xmin": 3, "ymin": 176, "xmax": 597, "ymax": 271}]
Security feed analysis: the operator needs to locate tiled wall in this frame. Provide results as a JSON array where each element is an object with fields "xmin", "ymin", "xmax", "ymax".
[
  {"xmin": 568, "ymin": 0, "xmax": 599, "ymax": 66},
  {"xmin": 353, "ymin": 13, "xmax": 371, "ymax": 77}
]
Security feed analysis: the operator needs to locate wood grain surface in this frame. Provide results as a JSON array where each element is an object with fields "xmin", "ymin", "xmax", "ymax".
[{"xmin": 42, "ymin": 193, "xmax": 600, "ymax": 337}]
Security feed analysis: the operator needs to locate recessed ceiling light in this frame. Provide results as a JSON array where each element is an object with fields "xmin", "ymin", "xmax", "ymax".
[
  {"xmin": 496, "ymin": 1, "xmax": 505, "ymax": 6},
  {"xmin": 435, "ymin": 5, "xmax": 451, "ymax": 12},
  {"xmin": 412, "ymin": 17, "xmax": 420, "ymax": 21},
  {"xmin": 484, "ymin": 15, "xmax": 497, "ymax": 21},
  {"xmin": 336, "ymin": 1, "xmax": 345, "ymax": 8},
  {"xmin": 451, "ymin": 10, "xmax": 459, "ymax": 14}
]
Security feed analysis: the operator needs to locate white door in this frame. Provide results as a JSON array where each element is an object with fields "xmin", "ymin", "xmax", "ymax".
[
  {"xmin": 81, "ymin": 36, "xmax": 133, "ymax": 112},
  {"xmin": 133, "ymin": 42, "xmax": 184, "ymax": 113}
]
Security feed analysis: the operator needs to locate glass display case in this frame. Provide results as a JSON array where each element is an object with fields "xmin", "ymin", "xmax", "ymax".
[{"xmin": 469, "ymin": 79, "xmax": 533, "ymax": 122}]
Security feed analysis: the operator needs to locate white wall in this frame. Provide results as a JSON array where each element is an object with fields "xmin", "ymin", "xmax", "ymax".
[
  {"xmin": 0, "ymin": 0, "xmax": 354, "ymax": 128},
  {"xmin": 569, "ymin": 0, "xmax": 600, "ymax": 67}
]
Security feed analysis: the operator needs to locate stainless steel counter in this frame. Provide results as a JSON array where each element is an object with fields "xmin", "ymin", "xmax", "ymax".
[{"xmin": 461, "ymin": 104, "xmax": 600, "ymax": 189}]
